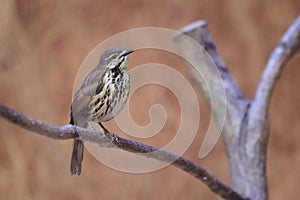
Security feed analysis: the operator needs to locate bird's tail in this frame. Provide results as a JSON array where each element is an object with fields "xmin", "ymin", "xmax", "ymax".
[
  {"xmin": 70, "ymin": 113, "xmax": 84, "ymax": 175},
  {"xmin": 70, "ymin": 139, "xmax": 84, "ymax": 175}
]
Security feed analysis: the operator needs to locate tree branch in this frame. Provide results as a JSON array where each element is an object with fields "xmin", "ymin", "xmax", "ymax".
[
  {"xmin": 174, "ymin": 15, "xmax": 300, "ymax": 200},
  {"xmin": 242, "ymin": 15, "xmax": 300, "ymax": 200},
  {"xmin": 0, "ymin": 103, "xmax": 247, "ymax": 200},
  {"xmin": 174, "ymin": 20, "xmax": 249, "ymax": 146},
  {"xmin": 251, "ymin": 15, "xmax": 300, "ymax": 120},
  {"xmin": 0, "ymin": 103, "xmax": 114, "ymax": 146}
]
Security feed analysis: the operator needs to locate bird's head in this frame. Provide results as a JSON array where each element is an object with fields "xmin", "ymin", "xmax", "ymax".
[{"xmin": 99, "ymin": 48, "xmax": 134, "ymax": 72}]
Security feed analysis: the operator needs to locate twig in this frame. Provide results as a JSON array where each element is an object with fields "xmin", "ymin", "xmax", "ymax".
[
  {"xmin": 0, "ymin": 103, "xmax": 247, "ymax": 200},
  {"xmin": 251, "ymin": 15, "xmax": 300, "ymax": 120}
]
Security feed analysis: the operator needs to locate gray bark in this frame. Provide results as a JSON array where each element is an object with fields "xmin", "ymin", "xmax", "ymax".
[{"xmin": 174, "ymin": 16, "xmax": 300, "ymax": 200}]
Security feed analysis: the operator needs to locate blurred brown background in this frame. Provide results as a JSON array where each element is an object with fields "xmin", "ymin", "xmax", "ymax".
[{"xmin": 0, "ymin": 0, "xmax": 299, "ymax": 199}]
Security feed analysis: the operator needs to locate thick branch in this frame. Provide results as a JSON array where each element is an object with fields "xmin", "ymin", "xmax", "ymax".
[
  {"xmin": 174, "ymin": 20, "xmax": 249, "ymax": 144},
  {"xmin": 239, "ymin": 15, "xmax": 300, "ymax": 200},
  {"xmin": 174, "ymin": 16, "xmax": 300, "ymax": 200},
  {"xmin": 0, "ymin": 103, "xmax": 247, "ymax": 200},
  {"xmin": 174, "ymin": 19, "xmax": 254, "ymax": 198}
]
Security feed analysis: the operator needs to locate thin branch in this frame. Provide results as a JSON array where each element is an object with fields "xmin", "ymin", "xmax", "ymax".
[
  {"xmin": 252, "ymin": 15, "xmax": 300, "ymax": 118},
  {"xmin": 0, "ymin": 103, "xmax": 247, "ymax": 200},
  {"xmin": 0, "ymin": 103, "xmax": 77, "ymax": 139},
  {"xmin": 244, "ymin": 15, "xmax": 300, "ymax": 174}
]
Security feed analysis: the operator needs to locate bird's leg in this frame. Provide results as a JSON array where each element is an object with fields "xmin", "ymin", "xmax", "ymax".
[
  {"xmin": 98, "ymin": 122, "xmax": 110, "ymax": 133},
  {"xmin": 87, "ymin": 121, "xmax": 96, "ymax": 130}
]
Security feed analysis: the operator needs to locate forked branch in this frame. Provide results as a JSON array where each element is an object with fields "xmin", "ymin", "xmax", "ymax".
[
  {"xmin": 174, "ymin": 15, "xmax": 300, "ymax": 200},
  {"xmin": 2, "ymin": 15, "xmax": 299, "ymax": 200}
]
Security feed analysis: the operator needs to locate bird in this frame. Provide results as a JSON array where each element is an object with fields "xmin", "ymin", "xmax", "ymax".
[{"xmin": 69, "ymin": 48, "xmax": 134, "ymax": 175}]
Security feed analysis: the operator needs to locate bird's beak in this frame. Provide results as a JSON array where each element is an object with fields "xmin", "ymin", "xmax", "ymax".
[{"xmin": 123, "ymin": 49, "xmax": 134, "ymax": 56}]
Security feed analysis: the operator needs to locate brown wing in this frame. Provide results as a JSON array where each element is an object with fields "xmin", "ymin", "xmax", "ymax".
[{"xmin": 70, "ymin": 68, "xmax": 106, "ymax": 127}]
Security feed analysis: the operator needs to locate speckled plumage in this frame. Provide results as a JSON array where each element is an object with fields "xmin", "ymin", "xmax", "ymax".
[{"xmin": 69, "ymin": 48, "xmax": 133, "ymax": 175}]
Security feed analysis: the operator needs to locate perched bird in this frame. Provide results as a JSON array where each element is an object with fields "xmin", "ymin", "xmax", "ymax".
[{"xmin": 69, "ymin": 48, "xmax": 134, "ymax": 175}]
